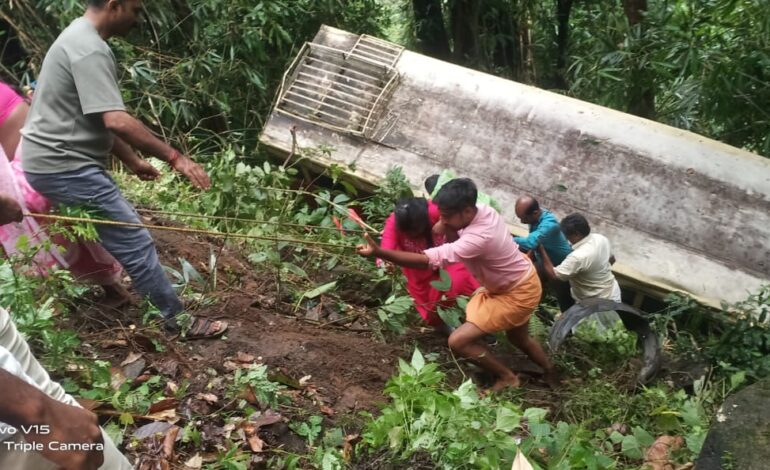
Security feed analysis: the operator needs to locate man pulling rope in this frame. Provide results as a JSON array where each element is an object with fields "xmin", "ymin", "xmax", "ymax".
[{"xmin": 19, "ymin": 0, "xmax": 225, "ymax": 339}]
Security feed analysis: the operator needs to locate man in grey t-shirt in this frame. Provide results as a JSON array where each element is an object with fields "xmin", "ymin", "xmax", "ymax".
[{"xmin": 21, "ymin": 0, "xmax": 226, "ymax": 339}]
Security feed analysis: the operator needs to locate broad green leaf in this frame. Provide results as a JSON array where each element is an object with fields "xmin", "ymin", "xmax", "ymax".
[
  {"xmin": 119, "ymin": 412, "xmax": 134, "ymax": 426},
  {"xmin": 411, "ymin": 348, "xmax": 426, "ymax": 371},
  {"xmin": 282, "ymin": 263, "xmax": 308, "ymax": 278},
  {"xmin": 387, "ymin": 426, "xmax": 403, "ymax": 449},
  {"xmin": 685, "ymin": 428, "xmax": 706, "ymax": 454},
  {"xmin": 530, "ymin": 422, "xmax": 551, "ymax": 438},
  {"xmin": 621, "ymin": 435, "xmax": 643, "ymax": 459},
  {"xmin": 332, "ymin": 193, "xmax": 350, "ymax": 204},
  {"xmin": 730, "ymin": 370, "xmax": 747, "ymax": 390},
  {"xmin": 632, "ymin": 427, "xmax": 655, "ymax": 447},
  {"xmin": 679, "ymin": 400, "xmax": 704, "ymax": 427},
  {"xmin": 495, "ymin": 407, "xmax": 521, "ymax": 432},
  {"xmin": 523, "ymin": 407, "xmax": 548, "ymax": 424},
  {"xmin": 454, "ymin": 380, "xmax": 479, "ymax": 406},
  {"xmin": 303, "ymin": 281, "xmax": 337, "ymax": 299},
  {"xmin": 437, "ymin": 306, "xmax": 462, "ymax": 328},
  {"xmin": 430, "ymin": 269, "xmax": 453, "ymax": 292}
]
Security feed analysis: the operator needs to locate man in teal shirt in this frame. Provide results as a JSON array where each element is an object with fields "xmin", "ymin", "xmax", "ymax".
[{"xmin": 514, "ymin": 196, "xmax": 573, "ymax": 311}]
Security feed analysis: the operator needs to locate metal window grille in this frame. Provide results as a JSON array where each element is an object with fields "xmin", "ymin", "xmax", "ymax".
[{"xmin": 275, "ymin": 36, "xmax": 403, "ymax": 138}]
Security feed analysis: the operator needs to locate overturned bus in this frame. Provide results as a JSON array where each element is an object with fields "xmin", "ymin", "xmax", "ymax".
[{"xmin": 259, "ymin": 26, "xmax": 770, "ymax": 311}]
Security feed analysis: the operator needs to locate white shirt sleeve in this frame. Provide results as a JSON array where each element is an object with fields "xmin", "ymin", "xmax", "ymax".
[{"xmin": 554, "ymin": 252, "xmax": 584, "ymax": 281}]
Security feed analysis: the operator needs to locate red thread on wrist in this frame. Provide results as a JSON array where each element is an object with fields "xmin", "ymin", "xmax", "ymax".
[{"xmin": 168, "ymin": 150, "xmax": 180, "ymax": 168}]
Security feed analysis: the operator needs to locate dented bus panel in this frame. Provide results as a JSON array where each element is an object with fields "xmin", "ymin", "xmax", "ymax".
[{"xmin": 259, "ymin": 26, "xmax": 770, "ymax": 309}]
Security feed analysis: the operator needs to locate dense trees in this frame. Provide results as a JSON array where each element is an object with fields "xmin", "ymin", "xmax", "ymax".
[
  {"xmin": 1, "ymin": 0, "xmax": 767, "ymax": 156},
  {"xmin": 402, "ymin": 0, "xmax": 769, "ymax": 155}
]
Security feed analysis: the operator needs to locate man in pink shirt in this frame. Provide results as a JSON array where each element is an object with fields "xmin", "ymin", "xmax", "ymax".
[{"xmin": 358, "ymin": 178, "xmax": 555, "ymax": 391}]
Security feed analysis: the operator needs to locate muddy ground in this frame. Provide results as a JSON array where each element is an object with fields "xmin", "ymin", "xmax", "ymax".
[{"xmin": 64, "ymin": 218, "xmax": 562, "ymax": 468}]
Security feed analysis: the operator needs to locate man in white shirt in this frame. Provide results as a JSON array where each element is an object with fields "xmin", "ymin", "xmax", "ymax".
[{"xmin": 538, "ymin": 213, "xmax": 621, "ymax": 328}]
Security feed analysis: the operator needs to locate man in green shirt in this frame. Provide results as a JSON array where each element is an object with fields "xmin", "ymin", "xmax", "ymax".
[{"xmin": 21, "ymin": 0, "xmax": 225, "ymax": 338}]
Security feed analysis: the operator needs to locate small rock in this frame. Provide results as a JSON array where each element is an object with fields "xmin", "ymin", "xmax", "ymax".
[{"xmin": 305, "ymin": 304, "xmax": 323, "ymax": 322}]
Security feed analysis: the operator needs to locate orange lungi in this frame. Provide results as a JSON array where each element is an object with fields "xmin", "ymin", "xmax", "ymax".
[{"xmin": 465, "ymin": 267, "xmax": 542, "ymax": 333}]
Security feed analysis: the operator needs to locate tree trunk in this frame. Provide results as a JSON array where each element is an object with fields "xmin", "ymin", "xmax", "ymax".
[
  {"xmin": 450, "ymin": 0, "xmax": 482, "ymax": 64},
  {"xmin": 554, "ymin": 0, "xmax": 574, "ymax": 89},
  {"xmin": 411, "ymin": 0, "xmax": 451, "ymax": 60},
  {"xmin": 621, "ymin": 0, "xmax": 655, "ymax": 119}
]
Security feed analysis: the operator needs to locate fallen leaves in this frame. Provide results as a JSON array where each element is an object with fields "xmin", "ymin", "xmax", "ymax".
[
  {"xmin": 236, "ymin": 352, "xmax": 255, "ymax": 363},
  {"xmin": 196, "ymin": 392, "xmax": 219, "ymax": 404},
  {"xmin": 133, "ymin": 422, "xmax": 181, "ymax": 470},
  {"xmin": 183, "ymin": 454, "xmax": 202, "ymax": 469}
]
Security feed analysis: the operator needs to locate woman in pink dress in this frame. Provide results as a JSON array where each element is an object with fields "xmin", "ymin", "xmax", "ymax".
[
  {"xmin": 0, "ymin": 80, "xmax": 127, "ymax": 305},
  {"xmin": 379, "ymin": 198, "xmax": 480, "ymax": 334}
]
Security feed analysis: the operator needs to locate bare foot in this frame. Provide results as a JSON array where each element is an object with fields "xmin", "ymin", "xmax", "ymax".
[
  {"xmin": 490, "ymin": 374, "xmax": 521, "ymax": 393},
  {"xmin": 98, "ymin": 284, "xmax": 131, "ymax": 309}
]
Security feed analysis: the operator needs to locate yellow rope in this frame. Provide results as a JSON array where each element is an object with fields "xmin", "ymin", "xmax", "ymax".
[
  {"xmin": 25, "ymin": 212, "xmax": 355, "ymax": 249},
  {"xmin": 133, "ymin": 208, "xmax": 365, "ymax": 234}
]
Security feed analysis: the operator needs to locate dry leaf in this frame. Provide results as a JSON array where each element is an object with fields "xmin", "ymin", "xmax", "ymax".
[
  {"xmin": 133, "ymin": 422, "xmax": 177, "ymax": 440},
  {"xmin": 241, "ymin": 423, "xmax": 264, "ymax": 452},
  {"xmin": 320, "ymin": 405, "xmax": 335, "ymax": 417},
  {"xmin": 223, "ymin": 360, "xmax": 240, "ymax": 371},
  {"xmin": 247, "ymin": 433, "xmax": 264, "ymax": 453},
  {"xmin": 239, "ymin": 385, "xmax": 259, "ymax": 405},
  {"xmin": 184, "ymin": 454, "xmax": 203, "ymax": 469},
  {"xmin": 222, "ymin": 423, "xmax": 236, "ymax": 439},
  {"xmin": 144, "ymin": 408, "xmax": 178, "ymax": 422},
  {"xmin": 196, "ymin": 393, "xmax": 219, "ymax": 404},
  {"xmin": 512, "ymin": 450, "xmax": 534, "ymax": 470},
  {"xmin": 133, "ymin": 373, "xmax": 152, "ymax": 385},
  {"xmin": 299, "ymin": 375, "xmax": 312, "ymax": 386},
  {"xmin": 165, "ymin": 381, "xmax": 179, "ymax": 396},
  {"xmin": 250, "ymin": 410, "xmax": 283, "ymax": 428},
  {"xmin": 110, "ymin": 367, "xmax": 127, "ymax": 390},
  {"xmin": 149, "ymin": 398, "xmax": 177, "ymax": 414},
  {"xmin": 236, "ymin": 352, "xmax": 255, "ymax": 363},
  {"xmin": 100, "ymin": 339, "xmax": 128, "ymax": 348},
  {"xmin": 121, "ymin": 351, "xmax": 144, "ymax": 367},
  {"xmin": 162, "ymin": 426, "xmax": 180, "ymax": 460},
  {"xmin": 342, "ymin": 434, "xmax": 360, "ymax": 461}
]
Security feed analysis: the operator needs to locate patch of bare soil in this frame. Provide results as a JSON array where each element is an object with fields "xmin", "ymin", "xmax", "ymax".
[
  {"xmin": 64, "ymin": 222, "xmax": 411, "ymax": 466},
  {"xmin": 66, "ymin": 219, "xmax": 558, "ymax": 466}
]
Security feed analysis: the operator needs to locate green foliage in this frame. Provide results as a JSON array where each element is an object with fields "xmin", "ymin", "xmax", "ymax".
[
  {"xmin": 3, "ymin": 0, "xmax": 389, "ymax": 149},
  {"xmin": 567, "ymin": 0, "xmax": 770, "ymax": 154},
  {"xmin": 360, "ymin": 166, "xmax": 414, "ymax": 226},
  {"xmin": 362, "ymin": 349, "xmax": 618, "ymax": 469},
  {"xmin": 228, "ymin": 363, "xmax": 285, "ymax": 409},
  {"xmin": 48, "ymin": 205, "xmax": 101, "ymax": 242},
  {"xmin": 206, "ymin": 442, "xmax": 251, "ymax": 470},
  {"xmin": 0, "ymin": 252, "xmax": 86, "ymax": 370},
  {"xmin": 289, "ymin": 415, "xmax": 324, "ymax": 446},
  {"xmin": 706, "ymin": 286, "xmax": 770, "ymax": 381},
  {"xmin": 376, "ymin": 294, "xmax": 414, "ymax": 334},
  {"xmin": 362, "ymin": 348, "xmax": 718, "ymax": 468},
  {"xmin": 554, "ymin": 321, "xmax": 638, "ymax": 378},
  {"xmin": 72, "ymin": 360, "xmax": 166, "ymax": 418}
]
